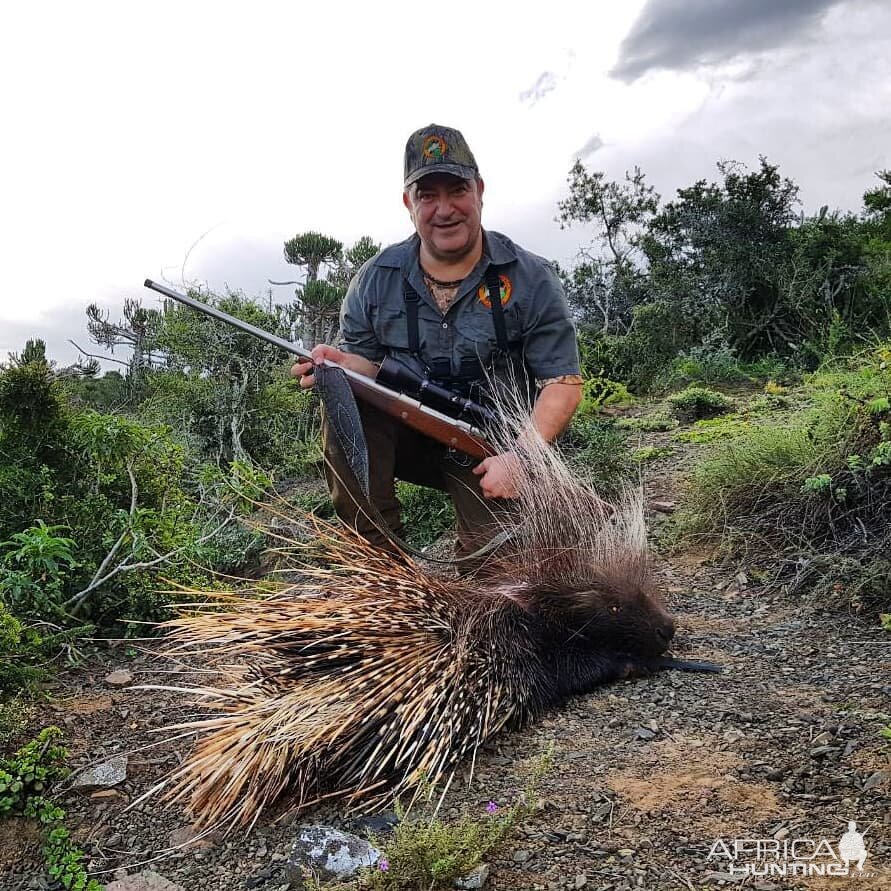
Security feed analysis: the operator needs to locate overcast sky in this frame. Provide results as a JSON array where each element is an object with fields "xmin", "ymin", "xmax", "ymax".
[{"xmin": 1, "ymin": 0, "xmax": 888, "ymax": 366}]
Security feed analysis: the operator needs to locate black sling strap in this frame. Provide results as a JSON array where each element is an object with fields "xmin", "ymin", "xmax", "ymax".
[
  {"xmin": 484, "ymin": 266, "xmax": 510, "ymax": 355},
  {"xmin": 403, "ymin": 278, "xmax": 422, "ymax": 358},
  {"xmin": 403, "ymin": 265, "xmax": 511, "ymax": 362}
]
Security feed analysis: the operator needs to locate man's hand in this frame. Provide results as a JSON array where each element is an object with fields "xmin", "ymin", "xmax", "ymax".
[
  {"xmin": 291, "ymin": 345, "xmax": 378, "ymax": 389},
  {"xmin": 472, "ymin": 451, "xmax": 522, "ymax": 500}
]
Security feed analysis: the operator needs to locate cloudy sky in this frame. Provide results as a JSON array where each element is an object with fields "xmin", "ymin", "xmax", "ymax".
[{"xmin": 1, "ymin": 0, "xmax": 888, "ymax": 365}]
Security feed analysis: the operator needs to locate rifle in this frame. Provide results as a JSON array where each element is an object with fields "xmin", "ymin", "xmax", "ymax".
[{"xmin": 143, "ymin": 280, "xmax": 497, "ymax": 460}]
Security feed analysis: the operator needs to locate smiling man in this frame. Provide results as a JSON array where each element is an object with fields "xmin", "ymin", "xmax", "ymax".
[{"xmin": 293, "ymin": 124, "xmax": 582, "ymax": 561}]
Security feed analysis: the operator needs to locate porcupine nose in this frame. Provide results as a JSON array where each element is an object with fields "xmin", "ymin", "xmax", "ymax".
[{"xmin": 656, "ymin": 615, "xmax": 675, "ymax": 648}]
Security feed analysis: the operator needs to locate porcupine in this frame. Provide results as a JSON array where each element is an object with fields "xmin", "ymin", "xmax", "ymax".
[{"xmin": 149, "ymin": 411, "xmax": 679, "ymax": 832}]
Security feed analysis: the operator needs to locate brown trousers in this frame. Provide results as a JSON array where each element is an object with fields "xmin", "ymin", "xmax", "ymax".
[{"xmin": 321, "ymin": 402, "xmax": 513, "ymax": 559}]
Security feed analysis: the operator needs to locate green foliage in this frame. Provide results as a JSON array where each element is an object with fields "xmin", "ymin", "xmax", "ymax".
[
  {"xmin": 396, "ymin": 483, "xmax": 455, "ymax": 549},
  {"xmin": 668, "ymin": 386, "xmax": 734, "ymax": 422},
  {"xmin": 561, "ymin": 417, "xmax": 631, "ymax": 493},
  {"xmin": 673, "ymin": 415, "xmax": 750, "ymax": 444},
  {"xmin": 363, "ymin": 750, "xmax": 551, "ymax": 890},
  {"xmin": 681, "ymin": 345, "xmax": 891, "ymax": 610},
  {"xmin": 0, "ymin": 727, "xmax": 100, "ymax": 890},
  {"xmin": 616, "ymin": 412, "xmax": 678, "ymax": 432},
  {"xmin": 578, "ymin": 376, "xmax": 633, "ymax": 415},
  {"xmin": 631, "ymin": 445, "xmax": 674, "ymax": 464},
  {"xmin": 0, "ymin": 521, "xmax": 78, "ymax": 617},
  {"xmin": 0, "ymin": 602, "xmax": 45, "ymax": 693}
]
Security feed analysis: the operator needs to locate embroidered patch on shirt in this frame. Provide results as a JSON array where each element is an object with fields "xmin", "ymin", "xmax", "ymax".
[{"xmin": 477, "ymin": 274, "xmax": 512, "ymax": 308}]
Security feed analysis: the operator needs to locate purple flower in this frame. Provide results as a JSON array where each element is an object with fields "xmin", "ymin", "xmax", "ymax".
[
  {"xmin": 486, "ymin": 800, "xmax": 499, "ymax": 815},
  {"xmin": 378, "ymin": 857, "xmax": 390, "ymax": 871}
]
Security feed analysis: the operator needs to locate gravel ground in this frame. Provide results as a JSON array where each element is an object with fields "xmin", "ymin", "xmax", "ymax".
[{"xmin": 2, "ymin": 411, "xmax": 889, "ymax": 891}]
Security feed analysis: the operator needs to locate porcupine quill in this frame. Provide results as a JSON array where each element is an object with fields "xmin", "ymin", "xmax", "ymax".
[{"xmin": 142, "ymin": 384, "xmax": 719, "ymax": 832}]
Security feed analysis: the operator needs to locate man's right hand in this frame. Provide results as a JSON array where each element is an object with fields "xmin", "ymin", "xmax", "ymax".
[{"xmin": 291, "ymin": 345, "xmax": 379, "ymax": 389}]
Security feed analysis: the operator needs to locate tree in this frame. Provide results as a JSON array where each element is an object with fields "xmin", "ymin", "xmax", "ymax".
[
  {"xmin": 641, "ymin": 158, "xmax": 803, "ymax": 357},
  {"xmin": 275, "ymin": 231, "xmax": 380, "ymax": 347},
  {"xmin": 557, "ymin": 163, "xmax": 659, "ymax": 334},
  {"xmin": 148, "ymin": 289, "xmax": 301, "ymax": 465}
]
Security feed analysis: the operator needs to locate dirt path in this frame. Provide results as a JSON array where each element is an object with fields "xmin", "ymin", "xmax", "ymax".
[{"xmin": 2, "ymin": 416, "xmax": 890, "ymax": 891}]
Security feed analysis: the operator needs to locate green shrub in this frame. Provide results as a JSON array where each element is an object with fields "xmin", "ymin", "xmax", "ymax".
[
  {"xmin": 668, "ymin": 385, "xmax": 735, "ymax": 422},
  {"xmin": 616, "ymin": 412, "xmax": 679, "ymax": 432},
  {"xmin": 0, "ymin": 727, "xmax": 100, "ymax": 890},
  {"xmin": 681, "ymin": 350, "xmax": 891, "ymax": 611},
  {"xmin": 577, "ymin": 377, "xmax": 633, "ymax": 416},
  {"xmin": 561, "ymin": 417, "xmax": 632, "ymax": 494},
  {"xmin": 362, "ymin": 750, "xmax": 551, "ymax": 890}
]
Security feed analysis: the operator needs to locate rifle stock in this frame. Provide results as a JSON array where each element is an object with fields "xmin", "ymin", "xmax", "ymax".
[{"xmin": 143, "ymin": 279, "xmax": 497, "ymax": 460}]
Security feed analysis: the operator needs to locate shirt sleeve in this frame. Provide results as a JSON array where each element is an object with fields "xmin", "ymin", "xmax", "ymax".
[
  {"xmin": 520, "ymin": 263, "xmax": 582, "ymax": 380},
  {"xmin": 338, "ymin": 265, "xmax": 385, "ymax": 362}
]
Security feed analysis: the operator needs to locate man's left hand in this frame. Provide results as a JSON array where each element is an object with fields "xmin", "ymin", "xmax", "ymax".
[{"xmin": 472, "ymin": 451, "xmax": 521, "ymax": 500}]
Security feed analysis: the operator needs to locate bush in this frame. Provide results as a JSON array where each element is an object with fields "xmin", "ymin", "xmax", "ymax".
[
  {"xmin": 668, "ymin": 386, "xmax": 735, "ymax": 422},
  {"xmin": 681, "ymin": 348, "xmax": 891, "ymax": 611},
  {"xmin": 561, "ymin": 417, "xmax": 632, "ymax": 494}
]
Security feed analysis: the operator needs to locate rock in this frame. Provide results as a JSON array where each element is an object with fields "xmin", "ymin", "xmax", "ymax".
[
  {"xmin": 723, "ymin": 729, "xmax": 745, "ymax": 744},
  {"xmin": 167, "ymin": 824, "xmax": 215, "ymax": 851},
  {"xmin": 634, "ymin": 727, "xmax": 656, "ymax": 741},
  {"xmin": 105, "ymin": 669, "xmax": 133, "ymax": 687},
  {"xmin": 863, "ymin": 769, "xmax": 889, "ymax": 791},
  {"xmin": 512, "ymin": 849, "xmax": 533, "ymax": 862},
  {"xmin": 812, "ymin": 731, "xmax": 833, "ymax": 746},
  {"xmin": 104, "ymin": 871, "xmax": 184, "ymax": 891},
  {"xmin": 72, "ymin": 755, "xmax": 128, "ymax": 790},
  {"xmin": 650, "ymin": 500, "xmax": 676, "ymax": 514},
  {"xmin": 454, "ymin": 863, "xmax": 490, "ymax": 889},
  {"xmin": 810, "ymin": 746, "xmax": 840, "ymax": 758},
  {"xmin": 349, "ymin": 811, "xmax": 399, "ymax": 836},
  {"xmin": 284, "ymin": 826, "xmax": 380, "ymax": 885},
  {"xmin": 574, "ymin": 874, "xmax": 588, "ymax": 889}
]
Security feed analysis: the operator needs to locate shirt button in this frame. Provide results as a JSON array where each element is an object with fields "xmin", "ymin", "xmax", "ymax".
[{"xmin": 442, "ymin": 322, "xmax": 449, "ymax": 329}]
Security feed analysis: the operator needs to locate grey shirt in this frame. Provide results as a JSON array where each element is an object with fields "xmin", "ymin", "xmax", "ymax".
[{"xmin": 338, "ymin": 230, "xmax": 580, "ymax": 384}]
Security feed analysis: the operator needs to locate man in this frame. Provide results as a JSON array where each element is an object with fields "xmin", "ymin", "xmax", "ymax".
[{"xmin": 293, "ymin": 123, "xmax": 583, "ymax": 557}]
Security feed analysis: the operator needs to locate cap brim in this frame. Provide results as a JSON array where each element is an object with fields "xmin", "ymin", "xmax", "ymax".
[{"xmin": 404, "ymin": 163, "xmax": 478, "ymax": 188}]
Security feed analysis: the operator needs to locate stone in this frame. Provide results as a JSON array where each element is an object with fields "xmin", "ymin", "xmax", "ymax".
[
  {"xmin": 284, "ymin": 825, "xmax": 380, "ymax": 885},
  {"xmin": 104, "ymin": 870, "xmax": 184, "ymax": 891},
  {"xmin": 863, "ymin": 769, "xmax": 889, "ymax": 791},
  {"xmin": 72, "ymin": 755, "xmax": 128, "ymax": 790},
  {"xmin": 454, "ymin": 863, "xmax": 490, "ymax": 889},
  {"xmin": 649, "ymin": 500, "xmax": 676, "ymax": 514},
  {"xmin": 512, "ymin": 849, "xmax": 533, "ymax": 862},
  {"xmin": 105, "ymin": 669, "xmax": 133, "ymax": 687}
]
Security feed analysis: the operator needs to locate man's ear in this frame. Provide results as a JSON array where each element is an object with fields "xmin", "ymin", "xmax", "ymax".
[
  {"xmin": 402, "ymin": 189, "xmax": 412, "ymax": 211},
  {"xmin": 477, "ymin": 177, "xmax": 485, "ymax": 202}
]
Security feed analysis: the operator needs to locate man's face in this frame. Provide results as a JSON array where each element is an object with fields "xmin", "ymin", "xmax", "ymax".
[{"xmin": 403, "ymin": 173, "xmax": 484, "ymax": 264}]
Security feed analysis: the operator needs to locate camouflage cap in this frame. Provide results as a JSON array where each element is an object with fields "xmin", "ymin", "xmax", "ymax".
[{"xmin": 403, "ymin": 124, "xmax": 479, "ymax": 188}]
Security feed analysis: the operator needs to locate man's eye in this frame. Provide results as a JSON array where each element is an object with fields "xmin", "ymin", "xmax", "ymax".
[{"xmin": 418, "ymin": 193, "xmax": 435, "ymax": 202}]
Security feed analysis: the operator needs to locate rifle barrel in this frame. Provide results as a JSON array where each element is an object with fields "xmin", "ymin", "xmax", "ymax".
[
  {"xmin": 144, "ymin": 279, "xmax": 311, "ymax": 360},
  {"xmin": 141, "ymin": 279, "xmax": 492, "ymax": 452}
]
